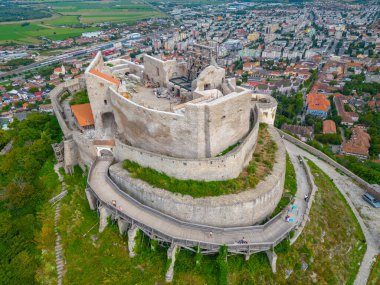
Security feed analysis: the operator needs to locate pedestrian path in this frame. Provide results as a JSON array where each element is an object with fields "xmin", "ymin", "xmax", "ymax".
[
  {"xmin": 284, "ymin": 140, "xmax": 380, "ymax": 285},
  {"xmin": 87, "ymin": 151, "xmax": 311, "ymax": 252}
]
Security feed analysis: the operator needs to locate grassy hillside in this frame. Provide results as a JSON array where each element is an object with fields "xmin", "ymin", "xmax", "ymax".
[{"xmin": 46, "ymin": 156, "xmax": 366, "ymax": 284}]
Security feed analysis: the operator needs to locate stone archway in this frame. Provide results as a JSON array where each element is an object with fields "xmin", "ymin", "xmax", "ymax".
[
  {"xmin": 101, "ymin": 112, "xmax": 117, "ymax": 137},
  {"xmin": 96, "ymin": 147, "xmax": 113, "ymax": 157}
]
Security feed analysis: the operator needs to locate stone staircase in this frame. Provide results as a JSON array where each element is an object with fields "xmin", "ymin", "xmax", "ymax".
[
  {"xmin": 54, "ymin": 204, "xmax": 64, "ymax": 285},
  {"xmin": 53, "ymin": 163, "xmax": 66, "ymax": 285},
  {"xmin": 165, "ymin": 244, "xmax": 178, "ymax": 282}
]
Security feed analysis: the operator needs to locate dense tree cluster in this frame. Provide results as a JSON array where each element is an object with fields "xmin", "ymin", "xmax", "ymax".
[
  {"xmin": 359, "ymin": 111, "xmax": 380, "ymax": 157},
  {"xmin": 314, "ymin": 133, "xmax": 342, "ymax": 145},
  {"xmin": 337, "ymin": 156, "xmax": 380, "ymax": 184},
  {"xmin": 0, "ymin": 4, "xmax": 51, "ymax": 22},
  {"xmin": 0, "ymin": 113, "xmax": 61, "ymax": 284},
  {"xmin": 5, "ymin": 58, "xmax": 35, "ymax": 68},
  {"xmin": 342, "ymin": 73, "xmax": 380, "ymax": 96},
  {"xmin": 273, "ymin": 91, "xmax": 303, "ymax": 128}
]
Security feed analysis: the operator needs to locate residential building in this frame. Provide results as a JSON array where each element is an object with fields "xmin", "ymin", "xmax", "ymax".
[{"xmin": 306, "ymin": 93, "xmax": 331, "ymax": 118}]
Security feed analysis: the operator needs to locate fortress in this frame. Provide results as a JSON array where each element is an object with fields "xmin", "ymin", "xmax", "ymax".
[{"xmin": 51, "ymin": 46, "xmax": 294, "ymax": 280}]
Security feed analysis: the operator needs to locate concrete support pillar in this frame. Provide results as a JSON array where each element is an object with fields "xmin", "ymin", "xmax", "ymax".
[
  {"xmin": 165, "ymin": 244, "xmax": 179, "ymax": 283},
  {"xmin": 266, "ymin": 250, "xmax": 277, "ymax": 274},
  {"xmin": 85, "ymin": 188, "xmax": 97, "ymax": 210},
  {"xmin": 98, "ymin": 206, "xmax": 111, "ymax": 233},
  {"xmin": 117, "ymin": 219, "xmax": 129, "ymax": 235},
  {"xmin": 245, "ymin": 253, "xmax": 250, "ymax": 261},
  {"xmin": 127, "ymin": 225, "xmax": 138, "ymax": 258}
]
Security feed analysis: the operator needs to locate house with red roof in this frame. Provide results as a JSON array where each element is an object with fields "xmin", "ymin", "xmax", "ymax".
[
  {"xmin": 323, "ymin": 120, "xmax": 337, "ymax": 134},
  {"xmin": 306, "ymin": 93, "xmax": 331, "ymax": 118}
]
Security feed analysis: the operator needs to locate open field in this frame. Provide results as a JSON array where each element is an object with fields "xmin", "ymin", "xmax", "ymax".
[
  {"xmin": 0, "ymin": 23, "xmax": 97, "ymax": 44},
  {"xmin": 51, "ymin": 0, "xmax": 164, "ymax": 24},
  {"xmin": 44, "ymin": 15, "xmax": 81, "ymax": 26},
  {"xmin": 0, "ymin": 0, "xmax": 165, "ymax": 44}
]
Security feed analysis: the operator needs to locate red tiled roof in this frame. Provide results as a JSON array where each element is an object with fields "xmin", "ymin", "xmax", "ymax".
[
  {"xmin": 323, "ymin": 120, "xmax": 336, "ymax": 134},
  {"xmin": 71, "ymin": 103, "xmax": 94, "ymax": 127},
  {"xmin": 307, "ymin": 93, "xmax": 330, "ymax": 112},
  {"xmin": 89, "ymin": 69, "xmax": 120, "ymax": 86},
  {"xmin": 341, "ymin": 126, "xmax": 370, "ymax": 158}
]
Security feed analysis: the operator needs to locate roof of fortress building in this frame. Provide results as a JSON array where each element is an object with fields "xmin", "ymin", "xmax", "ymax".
[
  {"xmin": 71, "ymin": 103, "xmax": 95, "ymax": 127},
  {"xmin": 89, "ymin": 69, "xmax": 120, "ymax": 86}
]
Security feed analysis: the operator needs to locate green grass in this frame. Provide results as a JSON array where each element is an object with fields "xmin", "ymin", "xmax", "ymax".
[
  {"xmin": 80, "ymin": 11, "xmax": 164, "ymax": 24},
  {"xmin": 0, "ymin": 0, "xmax": 165, "ymax": 43},
  {"xmin": 217, "ymin": 141, "xmax": 240, "ymax": 156},
  {"xmin": 304, "ymin": 160, "xmax": 366, "ymax": 284},
  {"xmin": 0, "ymin": 23, "xmax": 96, "ymax": 44},
  {"xmin": 43, "ymin": 15, "xmax": 81, "ymax": 26},
  {"xmin": 271, "ymin": 152, "xmax": 297, "ymax": 217},
  {"xmin": 57, "ymin": 166, "xmax": 168, "ymax": 284},
  {"xmin": 123, "ymin": 124, "xmax": 277, "ymax": 197},
  {"xmin": 175, "ymin": 160, "xmax": 366, "ymax": 284},
  {"xmin": 368, "ymin": 254, "xmax": 380, "ymax": 285},
  {"xmin": 50, "ymin": 0, "xmax": 165, "ymax": 24},
  {"xmin": 35, "ymin": 159, "xmax": 61, "ymax": 284},
  {"xmin": 45, "ymin": 153, "xmax": 367, "ymax": 284},
  {"xmin": 69, "ymin": 90, "xmax": 89, "ymax": 106}
]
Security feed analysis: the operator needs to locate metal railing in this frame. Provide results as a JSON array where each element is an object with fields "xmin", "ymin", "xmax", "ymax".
[{"xmin": 86, "ymin": 157, "xmax": 299, "ymax": 253}]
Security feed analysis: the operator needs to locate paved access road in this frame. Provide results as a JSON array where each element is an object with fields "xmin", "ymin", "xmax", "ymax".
[{"xmin": 285, "ymin": 141, "xmax": 380, "ymax": 285}]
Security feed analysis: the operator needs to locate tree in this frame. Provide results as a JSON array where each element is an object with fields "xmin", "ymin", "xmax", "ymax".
[
  {"xmin": 28, "ymin": 87, "xmax": 39, "ymax": 93},
  {"xmin": 0, "ymin": 113, "xmax": 62, "ymax": 284}
]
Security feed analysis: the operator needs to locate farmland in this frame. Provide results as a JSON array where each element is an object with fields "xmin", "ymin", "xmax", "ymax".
[
  {"xmin": 50, "ymin": 1, "xmax": 163, "ymax": 24},
  {"xmin": 0, "ymin": 23, "xmax": 97, "ymax": 44},
  {"xmin": 0, "ymin": 0, "xmax": 165, "ymax": 44}
]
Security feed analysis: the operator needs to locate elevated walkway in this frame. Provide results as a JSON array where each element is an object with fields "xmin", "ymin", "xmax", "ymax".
[{"xmin": 86, "ymin": 154, "xmax": 310, "ymax": 255}]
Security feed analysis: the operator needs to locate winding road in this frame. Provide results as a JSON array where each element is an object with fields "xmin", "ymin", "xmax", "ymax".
[{"xmin": 285, "ymin": 141, "xmax": 380, "ymax": 285}]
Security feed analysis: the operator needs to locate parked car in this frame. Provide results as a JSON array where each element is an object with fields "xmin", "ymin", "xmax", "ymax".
[{"xmin": 362, "ymin": 193, "xmax": 380, "ymax": 208}]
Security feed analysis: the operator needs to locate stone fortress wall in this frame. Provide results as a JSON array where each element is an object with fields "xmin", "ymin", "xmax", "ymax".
[
  {"xmin": 85, "ymin": 54, "xmax": 119, "ymax": 132},
  {"xmin": 252, "ymin": 92, "xmax": 278, "ymax": 125},
  {"xmin": 50, "ymin": 81, "xmax": 278, "ymax": 181},
  {"xmin": 86, "ymin": 52, "xmax": 254, "ymax": 159},
  {"xmin": 109, "ymin": 87, "xmax": 252, "ymax": 159},
  {"xmin": 50, "ymin": 51, "xmax": 279, "ymax": 183},
  {"xmin": 109, "ymin": 126, "xmax": 286, "ymax": 227},
  {"xmin": 49, "ymin": 53, "xmax": 284, "ymax": 229},
  {"xmin": 112, "ymin": 104, "xmax": 259, "ymax": 181}
]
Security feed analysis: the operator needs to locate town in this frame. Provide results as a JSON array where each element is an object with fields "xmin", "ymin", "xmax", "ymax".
[
  {"xmin": 1, "ymin": 1, "xmax": 379, "ymax": 169},
  {"xmin": 0, "ymin": 1, "xmax": 379, "ymax": 284}
]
